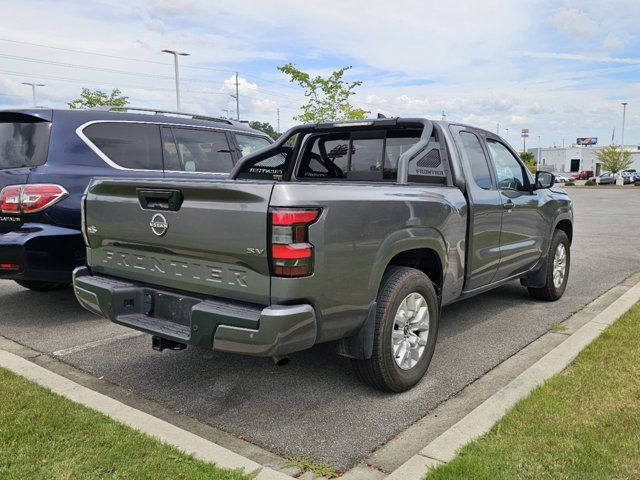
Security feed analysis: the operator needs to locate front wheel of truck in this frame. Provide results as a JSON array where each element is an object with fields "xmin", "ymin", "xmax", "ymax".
[{"xmin": 352, "ymin": 266, "xmax": 439, "ymax": 393}]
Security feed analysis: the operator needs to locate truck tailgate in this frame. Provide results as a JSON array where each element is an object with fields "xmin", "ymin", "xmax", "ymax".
[{"xmin": 83, "ymin": 178, "xmax": 274, "ymax": 305}]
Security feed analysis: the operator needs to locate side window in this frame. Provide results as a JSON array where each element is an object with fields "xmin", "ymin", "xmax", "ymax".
[
  {"xmin": 171, "ymin": 128, "xmax": 234, "ymax": 173},
  {"xmin": 235, "ymin": 134, "xmax": 271, "ymax": 156},
  {"xmin": 160, "ymin": 127, "xmax": 180, "ymax": 171},
  {"xmin": 460, "ymin": 132, "xmax": 493, "ymax": 190},
  {"xmin": 84, "ymin": 122, "xmax": 162, "ymax": 170},
  {"xmin": 486, "ymin": 140, "xmax": 527, "ymax": 191}
]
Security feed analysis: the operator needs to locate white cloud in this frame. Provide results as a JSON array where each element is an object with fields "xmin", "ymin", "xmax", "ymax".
[
  {"xmin": 602, "ymin": 32, "xmax": 626, "ymax": 51},
  {"xmin": 550, "ymin": 8, "xmax": 599, "ymax": 38}
]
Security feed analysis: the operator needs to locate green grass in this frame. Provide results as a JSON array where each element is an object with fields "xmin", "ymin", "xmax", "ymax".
[
  {"xmin": 0, "ymin": 368, "xmax": 251, "ymax": 480},
  {"xmin": 548, "ymin": 322, "xmax": 568, "ymax": 333},
  {"xmin": 425, "ymin": 303, "xmax": 640, "ymax": 480},
  {"xmin": 285, "ymin": 456, "xmax": 338, "ymax": 478}
]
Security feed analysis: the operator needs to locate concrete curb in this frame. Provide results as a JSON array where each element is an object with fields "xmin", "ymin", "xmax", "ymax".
[
  {"xmin": 0, "ymin": 349, "xmax": 293, "ymax": 480},
  {"xmin": 385, "ymin": 279, "xmax": 640, "ymax": 479}
]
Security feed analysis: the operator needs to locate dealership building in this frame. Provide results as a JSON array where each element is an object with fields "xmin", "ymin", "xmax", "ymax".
[{"xmin": 527, "ymin": 142, "xmax": 640, "ymax": 175}]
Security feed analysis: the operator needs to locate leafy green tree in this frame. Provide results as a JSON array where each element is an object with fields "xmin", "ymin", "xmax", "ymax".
[
  {"xmin": 249, "ymin": 121, "xmax": 279, "ymax": 140},
  {"xmin": 277, "ymin": 63, "xmax": 368, "ymax": 123},
  {"xmin": 596, "ymin": 145, "xmax": 633, "ymax": 175},
  {"xmin": 68, "ymin": 88, "xmax": 129, "ymax": 109},
  {"xmin": 520, "ymin": 151, "xmax": 537, "ymax": 173}
]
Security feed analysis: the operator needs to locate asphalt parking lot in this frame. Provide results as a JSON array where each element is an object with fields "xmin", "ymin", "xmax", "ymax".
[{"xmin": 1, "ymin": 188, "xmax": 639, "ymax": 471}]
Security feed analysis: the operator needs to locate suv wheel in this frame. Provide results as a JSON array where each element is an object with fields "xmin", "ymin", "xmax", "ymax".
[
  {"xmin": 14, "ymin": 280, "xmax": 68, "ymax": 292},
  {"xmin": 528, "ymin": 229, "xmax": 570, "ymax": 301},
  {"xmin": 352, "ymin": 266, "xmax": 439, "ymax": 392}
]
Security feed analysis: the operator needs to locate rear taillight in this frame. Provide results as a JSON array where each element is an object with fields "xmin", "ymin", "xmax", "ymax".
[
  {"xmin": 0, "ymin": 186, "xmax": 21, "ymax": 213},
  {"xmin": 270, "ymin": 208, "xmax": 320, "ymax": 277},
  {"xmin": 0, "ymin": 263, "xmax": 20, "ymax": 270},
  {"xmin": 0, "ymin": 184, "xmax": 68, "ymax": 214}
]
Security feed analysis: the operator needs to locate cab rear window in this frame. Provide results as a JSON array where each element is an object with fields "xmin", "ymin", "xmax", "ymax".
[
  {"xmin": 297, "ymin": 130, "xmax": 422, "ymax": 181},
  {"xmin": 0, "ymin": 117, "xmax": 51, "ymax": 170}
]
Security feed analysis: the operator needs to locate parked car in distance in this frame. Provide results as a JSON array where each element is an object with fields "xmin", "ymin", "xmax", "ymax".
[
  {"xmin": 553, "ymin": 172, "xmax": 571, "ymax": 183},
  {"xmin": 74, "ymin": 117, "xmax": 573, "ymax": 392},
  {"xmin": 595, "ymin": 171, "xmax": 615, "ymax": 185},
  {"xmin": 571, "ymin": 170, "xmax": 594, "ymax": 180},
  {"xmin": 622, "ymin": 169, "xmax": 638, "ymax": 184},
  {"xmin": 0, "ymin": 107, "xmax": 272, "ymax": 291}
]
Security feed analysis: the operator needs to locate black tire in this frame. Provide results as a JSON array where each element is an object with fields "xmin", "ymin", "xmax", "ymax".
[
  {"xmin": 352, "ymin": 266, "xmax": 439, "ymax": 392},
  {"xmin": 14, "ymin": 280, "xmax": 69, "ymax": 292},
  {"xmin": 528, "ymin": 229, "xmax": 570, "ymax": 301}
]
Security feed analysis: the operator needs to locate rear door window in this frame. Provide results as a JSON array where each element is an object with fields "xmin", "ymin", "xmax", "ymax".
[
  {"xmin": 235, "ymin": 134, "xmax": 271, "ymax": 157},
  {"xmin": 84, "ymin": 122, "xmax": 163, "ymax": 170},
  {"xmin": 459, "ymin": 131, "xmax": 493, "ymax": 190},
  {"xmin": 171, "ymin": 127, "xmax": 234, "ymax": 173},
  {"xmin": 0, "ymin": 119, "xmax": 51, "ymax": 169}
]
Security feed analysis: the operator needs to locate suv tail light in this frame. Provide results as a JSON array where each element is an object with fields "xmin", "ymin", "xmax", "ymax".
[
  {"xmin": 0, "ymin": 184, "xmax": 68, "ymax": 214},
  {"xmin": 270, "ymin": 208, "xmax": 320, "ymax": 277},
  {"xmin": 0, "ymin": 186, "xmax": 21, "ymax": 213}
]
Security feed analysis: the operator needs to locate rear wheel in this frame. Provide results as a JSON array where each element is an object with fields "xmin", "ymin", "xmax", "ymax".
[
  {"xmin": 352, "ymin": 267, "xmax": 439, "ymax": 392},
  {"xmin": 14, "ymin": 280, "xmax": 68, "ymax": 292},
  {"xmin": 528, "ymin": 229, "xmax": 570, "ymax": 301}
]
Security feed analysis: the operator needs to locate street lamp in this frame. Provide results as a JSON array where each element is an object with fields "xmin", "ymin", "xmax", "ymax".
[
  {"xmin": 21, "ymin": 82, "xmax": 45, "ymax": 107},
  {"xmin": 161, "ymin": 49, "xmax": 190, "ymax": 112},
  {"xmin": 620, "ymin": 102, "xmax": 628, "ymax": 149}
]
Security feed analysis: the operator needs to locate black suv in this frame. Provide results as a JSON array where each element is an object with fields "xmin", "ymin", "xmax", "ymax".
[{"xmin": 0, "ymin": 107, "xmax": 272, "ymax": 290}]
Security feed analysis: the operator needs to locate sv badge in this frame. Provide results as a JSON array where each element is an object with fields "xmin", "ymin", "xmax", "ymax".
[{"xmin": 246, "ymin": 248, "xmax": 265, "ymax": 255}]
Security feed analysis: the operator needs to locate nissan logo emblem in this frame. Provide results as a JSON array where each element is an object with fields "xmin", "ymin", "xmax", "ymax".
[{"xmin": 150, "ymin": 213, "xmax": 168, "ymax": 237}]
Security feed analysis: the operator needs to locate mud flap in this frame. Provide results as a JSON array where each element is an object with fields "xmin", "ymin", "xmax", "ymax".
[
  {"xmin": 520, "ymin": 254, "xmax": 549, "ymax": 288},
  {"xmin": 337, "ymin": 302, "xmax": 377, "ymax": 360}
]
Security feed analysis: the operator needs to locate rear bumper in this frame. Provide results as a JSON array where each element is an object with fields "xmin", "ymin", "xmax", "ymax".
[
  {"xmin": 72, "ymin": 267, "xmax": 317, "ymax": 356},
  {"xmin": 0, "ymin": 224, "xmax": 84, "ymax": 283}
]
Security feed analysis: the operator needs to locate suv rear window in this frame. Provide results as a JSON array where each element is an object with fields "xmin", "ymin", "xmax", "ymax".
[
  {"xmin": 0, "ymin": 117, "xmax": 51, "ymax": 170},
  {"xmin": 83, "ymin": 122, "xmax": 163, "ymax": 170}
]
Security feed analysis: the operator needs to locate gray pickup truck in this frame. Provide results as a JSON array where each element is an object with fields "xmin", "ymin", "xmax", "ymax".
[{"xmin": 73, "ymin": 117, "xmax": 572, "ymax": 392}]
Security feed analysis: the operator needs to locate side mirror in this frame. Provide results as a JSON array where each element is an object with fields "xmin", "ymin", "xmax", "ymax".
[{"xmin": 535, "ymin": 171, "xmax": 555, "ymax": 189}]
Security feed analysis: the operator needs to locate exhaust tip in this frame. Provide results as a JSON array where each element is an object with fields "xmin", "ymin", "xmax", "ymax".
[{"xmin": 272, "ymin": 355, "xmax": 290, "ymax": 366}]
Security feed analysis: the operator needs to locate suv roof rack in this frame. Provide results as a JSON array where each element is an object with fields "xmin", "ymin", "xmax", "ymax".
[{"xmin": 93, "ymin": 106, "xmax": 234, "ymax": 125}]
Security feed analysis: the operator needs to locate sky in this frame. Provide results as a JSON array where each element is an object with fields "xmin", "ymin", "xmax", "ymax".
[{"xmin": 1, "ymin": 0, "xmax": 639, "ymax": 149}]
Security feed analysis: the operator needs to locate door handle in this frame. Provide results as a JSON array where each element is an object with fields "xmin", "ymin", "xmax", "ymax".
[{"xmin": 502, "ymin": 199, "xmax": 515, "ymax": 210}]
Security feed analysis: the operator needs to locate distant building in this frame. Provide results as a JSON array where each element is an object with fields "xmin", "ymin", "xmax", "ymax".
[{"xmin": 528, "ymin": 144, "xmax": 640, "ymax": 174}]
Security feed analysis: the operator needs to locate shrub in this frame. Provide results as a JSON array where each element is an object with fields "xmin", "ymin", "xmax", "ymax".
[
  {"xmin": 584, "ymin": 180, "xmax": 596, "ymax": 186},
  {"xmin": 564, "ymin": 181, "xmax": 575, "ymax": 186},
  {"xmin": 635, "ymin": 181, "xmax": 640, "ymax": 187}
]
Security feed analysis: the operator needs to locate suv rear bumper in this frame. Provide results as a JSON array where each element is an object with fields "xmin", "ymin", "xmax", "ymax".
[
  {"xmin": 72, "ymin": 267, "xmax": 317, "ymax": 356},
  {"xmin": 0, "ymin": 224, "xmax": 85, "ymax": 283}
]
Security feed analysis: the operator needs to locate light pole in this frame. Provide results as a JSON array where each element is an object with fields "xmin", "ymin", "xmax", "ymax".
[
  {"xmin": 537, "ymin": 135, "xmax": 541, "ymax": 172},
  {"xmin": 620, "ymin": 102, "xmax": 628, "ymax": 150},
  {"xmin": 21, "ymin": 82, "xmax": 45, "ymax": 107},
  {"xmin": 161, "ymin": 49, "xmax": 190, "ymax": 112}
]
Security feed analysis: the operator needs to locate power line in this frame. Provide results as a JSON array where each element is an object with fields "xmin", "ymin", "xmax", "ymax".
[{"xmin": 0, "ymin": 38, "xmax": 300, "ymax": 98}]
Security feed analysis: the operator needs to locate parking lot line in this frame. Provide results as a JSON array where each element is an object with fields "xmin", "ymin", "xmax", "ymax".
[{"xmin": 52, "ymin": 331, "xmax": 145, "ymax": 357}]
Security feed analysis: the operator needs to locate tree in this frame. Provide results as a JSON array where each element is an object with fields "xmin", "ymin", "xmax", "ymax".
[
  {"xmin": 248, "ymin": 121, "xmax": 279, "ymax": 140},
  {"xmin": 277, "ymin": 63, "xmax": 368, "ymax": 123},
  {"xmin": 596, "ymin": 145, "xmax": 633, "ymax": 175},
  {"xmin": 68, "ymin": 88, "xmax": 129, "ymax": 109},
  {"xmin": 520, "ymin": 151, "xmax": 537, "ymax": 173}
]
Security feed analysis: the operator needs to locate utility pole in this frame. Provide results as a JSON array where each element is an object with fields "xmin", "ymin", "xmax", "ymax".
[
  {"xmin": 235, "ymin": 72, "xmax": 240, "ymax": 121},
  {"xmin": 21, "ymin": 82, "xmax": 45, "ymax": 107},
  {"xmin": 536, "ymin": 135, "xmax": 541, "ymax": 172},
  {"xmin": 161, "ymin": 49, "xmax": 190, "ymax": 112},
  {"xmin": 277, "ymin": 108, "xmax": 280, "ymax": 133},
  {"xmin": 621, "ymin": 102, "xmax": 628, "ymax": 150},
  {"xmin": 441, "ymin": 110, "xmax": 446, "ymax": 121},
  {"xmin": 496, "ymin": 123, "xmax": 500, "ymax": 135}
]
